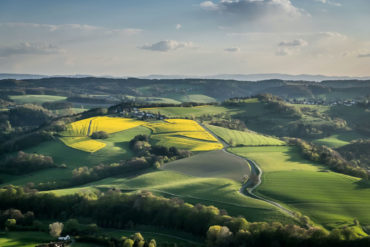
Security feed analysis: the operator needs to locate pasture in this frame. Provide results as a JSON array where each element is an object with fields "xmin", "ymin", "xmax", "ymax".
[
  {"xmin": 206, "ymin": 124, "xmax": 285, "ymax": 146},
  {"xmin": 9, "ymin": 94, "xmax": 67, "ymax": 104},
  {"xmin": 230, "ymin": 146, "xmax": 370, "ymax": 231}
]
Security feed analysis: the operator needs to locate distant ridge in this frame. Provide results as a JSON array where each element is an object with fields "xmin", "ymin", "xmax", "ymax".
[{"xmin": 1, "ymin": 73, "xmax": 370, "ymax": 82}]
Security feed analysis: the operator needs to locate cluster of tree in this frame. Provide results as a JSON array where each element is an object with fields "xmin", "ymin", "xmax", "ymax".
[
  {"xmin": 109, "ymin": 101, "xmax": 217, "ymax": 115},
  {"xmin": 0, "ymin": 186, "xmax": 368, "ymax": 247},
  {"xmin": 337, "ymin": 139, "xmax": 370, "ymax": 169},
  {"xmin": 129, "ymin": 135, "xmax": 191, "ymax": 160},
  {"xmin": 0, "ymin": 151, "xmax": 58, "ymax": 175},
  {"xmin": 91, "ymin": 131, "xmax": 109, "ymax": 139},
  {"xmin": 75, "ymin": 232, "xmax": 157, "ymax": 247},
  {"xmin": 0, "ymin": 130, "xmax": 54, "ymax": 155},
  {"xmin": 8, "ymin": 104, "xmax": 51, "ymax": 127},
  {"xmin": 42, "ymin": 101, "xmax": 72, "ymax": 110},
  {"xmin": 209, "ymin": 119, "xmax": 246, "ymax": 131},
  {"xmin": 287, "ymin": 138, "xmax": 369, "ymax": 179},
  {"xmin": 257, "ymin": 94, "xmax": 302, "ymax": 119},
  {"xmin": 0, "ymin": 208, "xmax": 35, "ymax": 230},
  {"xmin": 206, "ymin": 224, "xmax": 370, "ymax": 247}
]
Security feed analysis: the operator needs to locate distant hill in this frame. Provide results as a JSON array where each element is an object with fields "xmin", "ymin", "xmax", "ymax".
[
  {"xmin": 141, "ymin": 73, "xmax": 370, "ymax": 82},
  {"xmin": 2, "ymin": 73, "xmax": 370, "ymax": 82}
]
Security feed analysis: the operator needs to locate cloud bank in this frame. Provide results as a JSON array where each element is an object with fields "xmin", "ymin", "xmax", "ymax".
[{"xmin": 140, "ymin": 40, "xmax": 194, "ymax": 52}]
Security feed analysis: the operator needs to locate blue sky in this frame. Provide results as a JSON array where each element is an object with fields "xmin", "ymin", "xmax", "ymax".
[{"xmin": 0, "ymin": 0, "xmax": 369, "ymax": 76}]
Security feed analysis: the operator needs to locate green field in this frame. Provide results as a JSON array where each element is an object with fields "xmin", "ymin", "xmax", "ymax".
[
  {"xmin": 163, "ymin": 150, "xmax": 251, "ymax": 182},
  {"xmin": 9, "ymin": 94, "xmax": 67, "ymax": 104},
  {"xmin": 206, "ymin": 124, "xmax": 285, "ymax": 146},
  {"xmin": 176, "ymin": 94, "xmax": 216, "ymax": 103},
  {"xmin": 0, "ymin": 231, "xmax": 54, "ymax": 247},
  {"xmin": 312, "ymin": 132, "xmax": 363, "ymax": 148},
  {"xmin": 141, "ymin": 105, "xmax": 237, "ymax": 118},
  {"xmin": 230, "ymin": 146, "xmax": 370, "ymax": 231},
  {"xmin": 49, "ymin": 169, "xmax": 295, "ymax": 224}
]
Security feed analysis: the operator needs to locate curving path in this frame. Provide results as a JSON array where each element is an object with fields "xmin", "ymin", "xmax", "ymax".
[{"xmin": 199, "ymin": 122, "xmax": 297, "ymax": 218}]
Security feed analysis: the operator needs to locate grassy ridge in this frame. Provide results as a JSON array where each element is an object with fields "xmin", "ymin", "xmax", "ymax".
[
  {"xmin": 206, "ymin": 124, "xmax": 285, "ymax": 146},
  {"xmin": 230, "ymin": 146, "xmax": 370, "ymax": 230},
  {"xmin": 49, "ymin": 170, "xmax": 295, "ymax": 224}
]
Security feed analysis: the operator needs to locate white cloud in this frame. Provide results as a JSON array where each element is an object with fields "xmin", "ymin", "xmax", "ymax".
[
  {"xmin": 315, "ymin": 0, "xmax": 342, "ymax": 7},
  {"xmin": 224, "ymin": 47, "xmax": 241, "ymax": 52},
  {"xmin": 140, "ymin": 40, "xmax": 195, "ymax": 52},
  {"xmin": 279, "ymin": 39, "xmax": 308, "ymax": 47},
  {"xmin": 200, "ymin": 0, "xmax": 305, "ymax": 20},
  {"xmin": 200, "ymin": 1, "xmax": 219, "ymax": 11},
  {"xmin": 0, "ymin": 42, "xmax": 63, "ymax": 57},
  {"xmin": 176, "ymin": 24, "xmax": 182, "ymax": 30}
]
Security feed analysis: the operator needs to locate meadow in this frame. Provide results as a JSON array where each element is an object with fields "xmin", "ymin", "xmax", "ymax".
[
  {"xmin": 230, "ymin": 146, "xmax": 370, "ymax": 231},
  {"xmin": 9, "ymin": 94, "xmax": 67, "ymax": 104},
  {"xmin": 206, "ymin": 124, "xmax": 285, "ymax": 146}
]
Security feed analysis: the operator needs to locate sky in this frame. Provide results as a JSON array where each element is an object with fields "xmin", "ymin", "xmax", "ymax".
[{"xmin": 0, "ymin": 0, "xmax": 370, "ymax": 77}]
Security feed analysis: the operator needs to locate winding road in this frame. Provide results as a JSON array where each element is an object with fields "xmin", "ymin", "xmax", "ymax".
[{"xmin": 199, "ymin": 122, "xmax": 297, "ymax": 219}]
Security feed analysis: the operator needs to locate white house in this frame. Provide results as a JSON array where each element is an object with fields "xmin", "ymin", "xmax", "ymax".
[{"xmin": 58, "ymin": 235, "xmax": 71, "ymax": 241}]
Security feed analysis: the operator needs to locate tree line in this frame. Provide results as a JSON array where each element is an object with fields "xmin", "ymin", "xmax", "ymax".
[
  {"xmin": 287, "ymin": 138, "xmax": 369, "ymax": 179},
  {"xmin": 0, "ymin": 186, "xmax": 368, "ymax": 247}
]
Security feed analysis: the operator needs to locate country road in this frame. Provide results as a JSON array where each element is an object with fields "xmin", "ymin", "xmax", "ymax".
[{"xmin": 199, "ymin": 122, "xmax": 297, "ymax": 219}]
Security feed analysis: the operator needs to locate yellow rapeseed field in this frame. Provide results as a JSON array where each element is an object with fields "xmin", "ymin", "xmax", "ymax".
[
  {"xmin": 147, "ymin": 119, "xmax": 222, "ymax": 151},
  {"xmin": 62, "ymin": 116, "xmax": 144, "ymax": 137},
  {"xmin": 60, "ymin": 117, "xmax": 144, "ymax": 153},
  {"xmin": 60, "ymin": 117, "xmax": 222, "ymax": 153}
]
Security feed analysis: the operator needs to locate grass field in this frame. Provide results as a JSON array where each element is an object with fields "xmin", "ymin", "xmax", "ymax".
[
  {"xmin": 49, "ymin": 169, "xmax": 295, "ymax": 224},
  {"xmin": 176, "ymin": 94, "xmax": 216, "ymax": 103},
  {"xmin": 312, "ymin": 131, "xmax": 363, "ymax": 148},
  {"xmin": 141, "ymin": 105, "xmax": 238, "ymax": 118},
  {"xmin": 9, "ymin": 94, "xmax": 67, "ymax": 104},
  {"xmin": 206, "ymin": 124, "xmax": 285, "ymax": 146},
  {"xmin": 0, "ymin": 231, "xmax": 54, "ymax": 247},
  {"xmin": 230, "ymin": 146, "xmax": 370, "ymax": 231},
  {"xmin": 163, "ymin": 150, "xmax": 251, "ymax": 182}
]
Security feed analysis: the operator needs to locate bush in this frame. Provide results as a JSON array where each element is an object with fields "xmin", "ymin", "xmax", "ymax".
[{"xmin": 91, "ymin": 131, "xmax": 109, "ymax": 139}]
